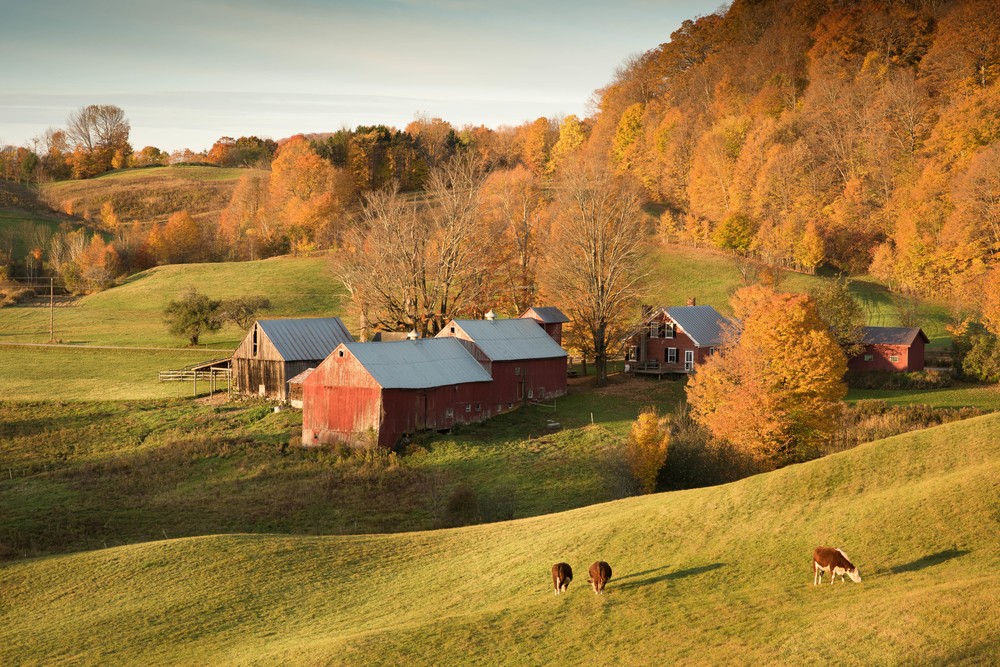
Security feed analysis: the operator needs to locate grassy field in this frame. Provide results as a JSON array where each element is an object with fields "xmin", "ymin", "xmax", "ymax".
[
  {"xmin": 39, "ymin": 165, "xmax": 263, "ymax": 224},
  {"xmin": 0, "ymin": 346, "xmax": 224, "ymax": 401},
  {"xmin": 2, "ymin": 413, "xmax": 997, "ymax": 665},
  {"xmin": 0, "ymin": 255, "xmax": 346, "ymax": 347},
  {"xmin": 847, "ymin": 382, "xmax": 1000, "ymax": 412}
]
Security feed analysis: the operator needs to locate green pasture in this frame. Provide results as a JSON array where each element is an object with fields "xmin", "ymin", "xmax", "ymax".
[
  {"xmin": 0, "ymin": 209, "xmax": 71, "ymax": 260},
  {"xmin": 2, "ymin": 413, "xmax": 997, "ymax": 665},
  {"xmin": 41, "ymin": 165, "xmax": 255, "ymax": 193},
  {"xmin": 0, "ymin": 255, "xmax": 346, "ymax": 347},
  {"xmin": 847, "ymin": 382, "xmax": 1000, "ymax": 412}
]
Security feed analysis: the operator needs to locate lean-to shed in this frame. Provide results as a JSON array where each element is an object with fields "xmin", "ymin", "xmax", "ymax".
[
  {"xmin": 302, "ymin": 337, "xmax": 493, "ymax": 448},
  {"xmin": 232, "ymin": 318, "xmax": 353, "ymax": 402},
  {"xmin": 437, "ymin": 315, "xmax": 568, "ymax": 409}
]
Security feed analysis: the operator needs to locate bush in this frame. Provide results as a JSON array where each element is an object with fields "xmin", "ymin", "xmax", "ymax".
[
  {"xmin": 444, "ymin": 484, "xmax": 479, "ymax": 527},
  {"xmin": 624, "ymin": 406, "xmax": 671, "ymax": 494},
  {"xmin": 846, "ymin": 369, "xmax": 953, "ymax": 390},
  {"xmin": 825, "ymin": 400, "xmax": 986, "ymax": 454},
  {"xmin": 0, "ymin": 287, "xmax": 35, "ymax": 306}
]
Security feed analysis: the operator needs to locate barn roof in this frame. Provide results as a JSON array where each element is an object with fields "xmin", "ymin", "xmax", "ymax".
[
  {"xmin": 520, "ymin": 306, "xmax": 570, "ymax": 324},
  {"xmin": 342, "ymin": 338, "xmax": 492, "ymax": 389},
  {"xmin": 441, "ymin": 318, "xmax": 568, "ymax": 361},
  {"xmin": 861, "ymin": 326, "xmax": 929, "ymax": 346},
  {"xmin": 287, "ymin": 367, "xmax": 316, "ymax": 385},
  {"xmin": 662, "ymin": 306, "xmax": 732, "ymax": 347},
  {"xmin": 257, "ymin": 318, "xmax": 353, "ymax": 361}
]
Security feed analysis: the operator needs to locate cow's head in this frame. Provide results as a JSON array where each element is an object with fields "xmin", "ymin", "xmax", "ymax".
[{"xmin": 847, "ymin": 567, "xmax": 861, "ymax": 583}]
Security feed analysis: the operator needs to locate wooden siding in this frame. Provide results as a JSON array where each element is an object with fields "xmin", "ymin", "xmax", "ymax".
[
  {"xmin": 232, "ymin": 323, "xmax": 328, "ymax": 401},
  {"xmin": 302, "ymin": 350, "xmax": 383, "ymax": 446},
  {"xmin": 848, "ymin": 339, "xmax": 925, "ymax": 373}
]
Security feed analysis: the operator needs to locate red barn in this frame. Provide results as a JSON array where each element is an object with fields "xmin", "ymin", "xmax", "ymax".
[
  {"xmin": 848, "ymin": 326, "xmax": 928, "ymax": 373},
  {"xmin": 520, "ymin": 306, "xmax": 570, "ymax": 345},
  {"xmin": 625, "ymin": 305, "xmax": 731, "ymax": 377},
  {"xmin": 437, "ymin": 315, "xmax": 568, "ymax": 407},
  {"xmin": 301, "ymin": 337, "xmax": 493, "ymax": 449}
]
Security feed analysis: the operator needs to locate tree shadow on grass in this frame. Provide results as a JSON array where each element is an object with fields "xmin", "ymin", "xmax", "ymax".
[
  {"xmin": 890, "ymin": 549, "xmax": 969, "ymax": 574},
  {"xmin": 617, "ymin": 563, "xmax": 725, "ymax": 591}
]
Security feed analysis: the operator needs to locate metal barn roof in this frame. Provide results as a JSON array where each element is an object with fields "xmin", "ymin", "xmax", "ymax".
[
  {"xmin": 257, "ymin": 318, "xmax": 354, "ymax": 361},
  {"xmin": 861, "ymin": 326, "xmax": 928, "ymax": 346},
  {"xmin": 441, "ymin": 318, "xmax": 568, "ymax": 361},
  {"xmin": 342, "ymin": 338, "xmax": 492, "ymax": 389},
  {"xmin": 663, "ymin": 306, "xmax": 732, "ymax": 347},
  {"xmin": 287, "ymin": 368, "xmax": 316, "ymax": 385},
  {"xmin": 521, "ymin": 306, "xmax": 570, "ymax": 324}
]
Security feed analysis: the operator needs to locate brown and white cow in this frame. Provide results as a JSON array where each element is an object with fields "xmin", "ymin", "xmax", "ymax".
[
  {"xmin": 552, "ymin": 562, "xmax": 573, "ymax": 595},
  {"xmin": 587, "ymin": 561, "xmax": 612, "ymax": 594},
  {"xmin": 813, "ymin": 547, "xmax": 862, "ymax": 585}
]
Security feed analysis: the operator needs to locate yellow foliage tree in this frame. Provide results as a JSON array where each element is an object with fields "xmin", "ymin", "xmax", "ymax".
[
  {"xmin": 687, "ymin": 286, "xmax": 847, "ymax": 468},
  {"xmin": 625, "ymin": 407, "xmax": 671, "ymax": 494}
]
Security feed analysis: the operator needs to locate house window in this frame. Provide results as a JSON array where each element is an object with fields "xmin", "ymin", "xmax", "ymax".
[
  {"xmin": 664, "ymin": 322, "xmax": 676, "ymax": 339},
  {"xmin": 666, "ymin": 348, "xmax": 678, "ymax": 363},
  {"xmin": 684, "ymin": 350, "xmax": 694, "ymax": 372},
  {"xmin": 649, "ymin": 322, "xmax": 659, "ymax": 338},
  {"xmin": 709, "ymin": 347, "xmax": 716, "ymax": 356},
  {"xmin": 252, "ymin": 327, "xmax": 258, "ymax": 357},
  {"xmin": 889, "ymin": 355, "xmax": 900, "ymax": 363},
  {"xmin": 626, "ymin": 346, "xmax": 638, "ymax": 361},
  {"xmin": 864, "ymin": 354, "xmax": 874, "ymax": 361}
]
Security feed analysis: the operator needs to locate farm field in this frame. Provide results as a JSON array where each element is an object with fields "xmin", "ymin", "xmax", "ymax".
[
  {"xmin": 2, "ymin": 413, "xmax": 997, "ymax": 665},
  {"xmin": 0, "ymin": 255, "xmax": 346, "ymax": 347}
]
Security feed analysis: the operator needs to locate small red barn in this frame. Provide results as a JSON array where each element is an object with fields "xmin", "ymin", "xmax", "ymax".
[
  {"xmin": 437, "ymin": 315, "xmax": 568, "ymax": 408},
  {"xmin": 625, "ymin": 305, "xmax": 731, "ymax": 377},
  {"xmin": 301, "ymin": 337, "xmax": 493, "ymax": 449},
  {"xmin": 848, "ymin": 326, "xmax": 928, "ymax": 373},
  {"xmin": 520, "ymin": 306, "xmax": 570, "ymax": 345}
]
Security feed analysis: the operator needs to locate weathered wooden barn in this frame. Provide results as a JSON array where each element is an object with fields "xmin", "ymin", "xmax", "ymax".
[
  {"xmin": 301, "ymin": 337, "xmax": 493, "ymax": 448},
  {"xmin": 520, "ymin": 306, "xmax": 570, "ymax": 345},
  {"xmin": 624, "ymin": 305, "xmax": 731, "ymax": 377},
  {"xmin": 286, "ymin": 367, "xmax": 315, "ymax": 409},
  {"xmin": 437, "ymin": 314, "xmax": 568, "ymax": 407},
  {"xmin": 848, "ymin": 326, "xmax": 928, "ymax": 373},
  {"xmin": 232, "ymin": 318, "xmax": 353, "ymax": 402}
]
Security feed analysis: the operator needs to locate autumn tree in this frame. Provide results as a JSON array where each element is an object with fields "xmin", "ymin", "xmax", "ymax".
[
  {"xmin": 64, "ymin": 104, "xmax": 131, "ymax": 176},
  {"xmin": 687, "ymin": 286, "xmax": 847, "ymax": 468},
  {"xmin": 543, "ymin": 160, "xmax": 649, "ymax": 386},
  {"xmin": 220, "ymin": 172, "xmax": 272, "ymax": 260},
  {"xmin": 220, "ymin": 296, "xmax": 271, "ymax": 330},
  {"xmin": 810, "ymin": 276, "xmax": 866, "ymax": 359},
  {"xmin": 625, "ymin": 407, "xmax": 671, "ymax": 494},
  {"xmin": 163, "ymin": 289, "xmax": 223, "ymax": 346},
  {"xmin": 150, "ymin": 211, "xmax": 217, "ymax": 264}
]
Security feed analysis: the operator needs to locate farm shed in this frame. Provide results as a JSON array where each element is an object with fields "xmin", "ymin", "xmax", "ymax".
[
  {"xmin": 520, "ymin": 306, "xmax": 570, "ymax": 345},
  {"xmin": 286, "ymin": 367, "xmax": 315, "ymax": 408},
  {"xmin": 625, "ymin": 305, "xmax": 732, "ymax": 377},
  {"xmin": 437, "ymin": 315, "xmax": 568, "ymax": 407},
  {"xmin": 848, "ymin": 327, "xmax": 928, "ymax": 373},
  {"xmin": 301, "ymin": 337, "xmax": 493, "ymax": 449},
  {"xmin": 232, "ymin": 318, "xmax": 353, "ymax": 402}
]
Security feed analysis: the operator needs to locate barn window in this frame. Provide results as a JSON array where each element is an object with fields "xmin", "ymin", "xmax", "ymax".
[
  {"xmin": 450, "ymin": 326, "xmax": 455, "ymax": 334},
  {"xmin": 666, "ymin": 348, "xmax": 677, "ymax": 363},
  {"xmin": 445, "ymin": 408, "xmax": 454, "ymax": 419},
  {"xmin": 475, "ymin": 402, "xmax": 481, "ymax": 412},
  {"xmin": 889, "ymin": 355, "xmax": 900, "ymax": 363},
  {"xmin": 338, "ymin": 350, "xmax": 344, "ymax": 358},
  {"xmin": 864, "ymin": 354, "xmax": 874, "ymax": 362},
  {"xmin": 528, "ymin": 389, "xmax": 533, "ymax": 399},
  {"xmin": 515, "ymin": 366, "xmax": 521, "ymax": 376},
  {"xmin": 465, "ymin": 403, "xmax": 472, "ymax": 413},
  {"xmin": 664, "ymin": 322, "xmax": 676, "ymax": 339},
  {"xmin": 252, "ymin": 327, "xmax": 259, "ymax": 357}
]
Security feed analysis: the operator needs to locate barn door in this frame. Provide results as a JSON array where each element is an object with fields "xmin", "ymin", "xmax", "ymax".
[{"xmin": 416, "ymin": 393, "xmax": 427, "ymax": 430}]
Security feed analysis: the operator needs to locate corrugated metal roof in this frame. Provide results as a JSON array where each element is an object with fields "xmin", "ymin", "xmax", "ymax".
[
  {"xmin": 258, "ymin": 318, "xmax": 354, "ymax": 361},
  {"xmin": 343, "ymin": 338, "xmax": 492, "ymax": 389},
  {"xmin": 440, "ymin": 318, "xmax": 568, "ymax": 361},
  {"xmin": 521, "ymin": 306, "xmax": 570, "ymax": 324},
  {"xmin": 663, "ymin": 306, "xmax": 732, "ymax": 347},
  {"xmin": 861, "ymin": 326, "xmax": 928, "ymax": 346},
  {"xmin": 287, "ymin": 367, "xmax": 316, "ymax": 385}
]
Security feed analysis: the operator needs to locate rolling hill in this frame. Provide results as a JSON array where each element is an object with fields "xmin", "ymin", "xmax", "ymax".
[{"xmin": 2, "ymin": 412, "xmax": 997, "ymax": 665}]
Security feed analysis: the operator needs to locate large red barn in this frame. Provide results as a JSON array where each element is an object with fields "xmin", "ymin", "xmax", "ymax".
[
  {"xmin": 437, "ymin": 315, "xmax": 568, "ymax": 408},
  {"xmin": 301, "ymin": 337, "xmax": 492, "ymax": 448},
  {"xmin": 848, "ymin": 326, "xmax": 928, "ymax": 373}
]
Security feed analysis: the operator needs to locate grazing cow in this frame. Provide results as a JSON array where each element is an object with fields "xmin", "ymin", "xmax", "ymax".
[
  {"xmin": 587, "ymin": 561, "xmax": 612, "ymax": 594},
  {"xmin": 813, "ymin": 547, "xmax": 862, "ymax": 585},
  {"xmin": 552, "ymin": 562, "xmax": 573, "ymax": 595}
]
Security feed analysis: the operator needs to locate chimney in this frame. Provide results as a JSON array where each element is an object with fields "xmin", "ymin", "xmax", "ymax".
[
  {"xmin": 686, "ymin": 297, "xmax": 697, "ymax": 306},
  {"xmin": 407, "ymin": 329, "xmax": 418, "ymax": 340},
  {"xmin": 641, "ymin": 304, "xmax": 652, "ymax": 318},
  {"xmin": 485, "ymin": 309, "xmax": 497, "ymax": 321}
]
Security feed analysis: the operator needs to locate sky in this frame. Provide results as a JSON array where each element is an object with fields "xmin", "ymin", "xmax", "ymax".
[{"xmin": 0, "ymin": 0, "xmax": 722, "ymax": 152}]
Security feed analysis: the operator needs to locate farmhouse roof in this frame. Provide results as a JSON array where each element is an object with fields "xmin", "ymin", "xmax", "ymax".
[
  {"xmin": 257, "ymin": 318, "xmax": 353, "ymax": 361},
  {"xmin": 661, "ymin": 306, "xmax": 732, "ymax": 347},
  {"xmin": 440, "ymin": 318, "xmax": 568, "ymax": 361},
  {"xmin": 520, "ymin": 306, "xmax": 570, "ymax": 324},
  {"xmin": 861, "ymin": 326, "xmax": 929, "ymax": 346},
  {"xmin": 341, "ymin": 338, "xmax": 492, "ymax": 389}
]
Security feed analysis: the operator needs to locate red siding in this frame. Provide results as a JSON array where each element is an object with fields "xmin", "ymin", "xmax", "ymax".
[
  {"xmin": 302, "ymin": 351, "xmax": 383, "ymax": 447},
  {"xmin": 848, "ymin": 339, "xmax": 925, "ymax": 373},
  {"xmin": 627, "ymin": 311, "xmax": 715, "ymax": 373}
]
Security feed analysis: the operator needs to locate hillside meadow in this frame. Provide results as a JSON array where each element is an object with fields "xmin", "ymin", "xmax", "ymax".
[{"xmin": 2, "ymin": 412, "xmax": 997, "ymax": 665}]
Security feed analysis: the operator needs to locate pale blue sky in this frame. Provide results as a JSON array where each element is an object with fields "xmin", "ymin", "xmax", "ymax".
[{"xmin": 0, "ymin": 1, "xmax": 722, "ymax": 151}]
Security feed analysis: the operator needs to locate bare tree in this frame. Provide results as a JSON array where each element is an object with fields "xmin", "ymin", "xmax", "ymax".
[{"xmin": 543, "ymin": 161, "xmax": 649, "ymax": 386}]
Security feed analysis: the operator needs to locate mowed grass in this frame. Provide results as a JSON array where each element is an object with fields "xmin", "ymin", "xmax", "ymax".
[
  {"xmin": 2, "ymin": 414, "xmax": 997, "ymax": 665},
  {"xmin": 0, "ymin": 255, "xmax": 347, "ymax": 347},
  {"xmin": 0, "ymin": 346, "xmax": 223, "ymax": 401}
]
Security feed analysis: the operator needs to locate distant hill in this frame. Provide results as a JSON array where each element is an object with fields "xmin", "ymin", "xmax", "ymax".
[
  {"xmin": 2, "ymin": 412, "xmax": 997, "ymax": 664},
  {"xmin": 39, "ymin": 165, "xmax": 266, "ymax": 226}
]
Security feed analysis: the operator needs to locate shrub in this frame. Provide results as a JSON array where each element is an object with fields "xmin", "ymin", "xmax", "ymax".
[
  {"xmin": 444, "ymin": 484, "xmax": 479, "ymax": 527},
  {"xmin": 825, "ymin": 400, "xmax": 986, "ymax": 454},
  {"xmin": 624, "ymin": 406, "xmax": 671, "ymax": 494},
  {"xmin": 846, "ymin": 369, "xmax": 953, "ymax": 390}
]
